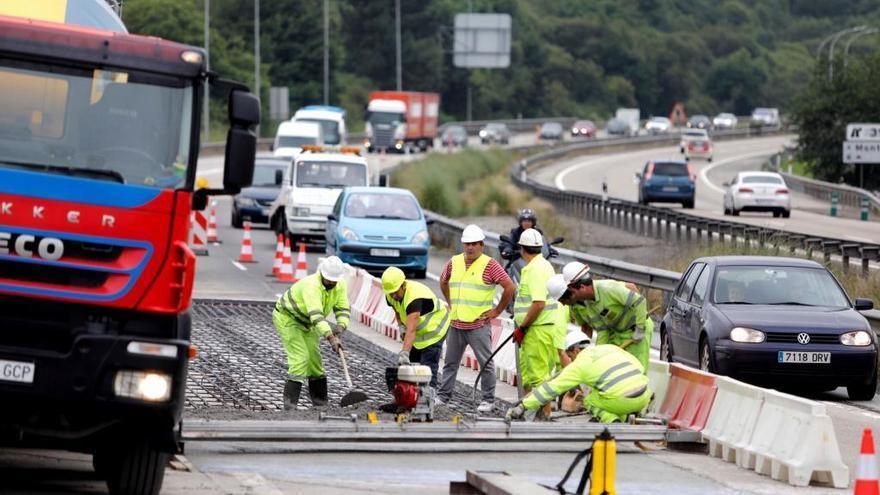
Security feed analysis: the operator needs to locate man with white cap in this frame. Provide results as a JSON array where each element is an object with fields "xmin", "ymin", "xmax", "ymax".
[
  {"xmin": 546, "ymin": 262, "xmax": 653, "ymax": 372},
  {"xmin": 273, "ymin": 256, "xmax": 349, "ymax": 409},
  {"xmin": 438, "ymin": 224, "xmax": 515, "ymax": 412}
]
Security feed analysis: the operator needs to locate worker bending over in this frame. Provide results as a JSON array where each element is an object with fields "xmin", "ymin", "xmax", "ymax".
[{"xmin": 273, "ymin": 256, "xmax": 348, "ymax": 409}]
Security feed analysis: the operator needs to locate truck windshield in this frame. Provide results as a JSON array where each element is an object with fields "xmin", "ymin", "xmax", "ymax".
[
  {"xmin": 369, "ymin": 112, "xmax": 405, "ymax": 125},
  {"xmin": 0, "ymin": 58, "xmax": 193, "ymax": 188},
  {"xmin": 297, "ymin": 118, "xmax": 340, "ymax": 144},
  {"xmin": 295, "ymin": 161, "xmax": 366, "ymax": 188}
]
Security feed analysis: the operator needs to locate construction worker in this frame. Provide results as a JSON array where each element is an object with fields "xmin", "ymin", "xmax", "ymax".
[
  {"xmin": 546, "ymin": 262, "xmax": 653, "ymax": 372},
  {"xmin": 382, "ymin": 267, "xmax": 450, "ymax": 388},
  {"xmin": 512, "ymin": 228, "xmax": 559, "ymax": 418},
  {"xmin": 438, "ymin": 224, "xmax": 515, "ymax": 412},
  {"xmin": 273, "ymin": 256, "xmax": 348, "ymax": 410},
  {"xmin": 507, "ymin": 336, "xmax": 651, "ymax": 423}
]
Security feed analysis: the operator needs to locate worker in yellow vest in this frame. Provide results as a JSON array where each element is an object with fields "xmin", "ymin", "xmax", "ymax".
[{"xmin": 382, "ymin": 267, "xmax": 450, "ymax": 388}]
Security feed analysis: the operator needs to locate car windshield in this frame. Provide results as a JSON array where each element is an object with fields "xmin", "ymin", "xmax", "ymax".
[
  {"xmin": 0, "ymin": 58, "xmax": 193, "ymax": 189},
  {"xmin": 649, "ymin": 118, "xmax": 667, "ymax": 123},
  {"xmin": 344, "ymin": 193, "xmax": 421, "ymax": 220},
  {"xmin": 297, "ymin": 118, "xmax": 340, "ymax": 144},
  {"xmin": 753, "ymin": 109, "xmax": 774, "ymax": 116},
  {"xmin": 653, "ymin": 162, "xmax": 688, "ymax": 176},
  {"xmin": 542, "ymin": 123, "xmax": 562, "ymax": 132},
  {"xmin": 713, "ymin": 265, "xmax": 850, "ymax": 307},
  {"xmin": 251, "ymin": 162, "xmax": 286, "ymax": 187},
  {"xmin": 685, "ymin": 131, "xmax": 706, "ymax": 137},
  {"xmin": 278, "ymin": 135, "xmax": 317, "ymax": 148},
  {"xmin": 487, "ymin": 123, "xmax": 506, "ymax": 130},
  {"xmin": 742, "ymin": 176, "xmax": 783, "ymax": 184},
  {"xmin": 295, "ymin": 160, "xmax": 366, "ymax": 188},
  {"xmin": 445, "ymin": 127, "xmax": 466, "ymax": 137}
]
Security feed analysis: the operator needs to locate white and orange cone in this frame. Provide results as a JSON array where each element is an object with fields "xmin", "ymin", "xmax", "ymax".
[
  {"xmin": 271, "ymin": 233, "xmax": 284, "ymax": 276},
  {"xmin": 277, "ymin": 238, "xmax": 294, "ymax": 282},
  {"xmin": 207, "ymin": 200, "xmax": 219, "ymax": 243},
  {"xmin": 855, "ymin": 428, "xmax": 879, "ymax": 495},
  {"xmin": 238, "ymin": 221, "xmax": 254, "ymax": 263},
  {"xmin": 293, "ymin": 242, "xmax": 309, "ymax": 281}
]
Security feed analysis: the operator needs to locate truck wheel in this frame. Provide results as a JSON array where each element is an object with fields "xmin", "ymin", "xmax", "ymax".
[{"xmin": 103, "ymin": 439, "xmax": 169, "ymax": 495}]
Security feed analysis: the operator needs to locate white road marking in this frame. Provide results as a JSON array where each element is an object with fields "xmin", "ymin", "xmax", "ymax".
[
  {"xmin": 698, "ymin": 149, "xmax": 781, "ymax": 194},
  {"xmin": 426, "ymin": 271, "xmax": 440, "ymax": 281},
  {"xmin": 231, "ymin": 261, "xmax": 247, "ymax": 271},
  {"xmin": 555, "ymin": 155, "xmax": 624, "ymax": 191}
]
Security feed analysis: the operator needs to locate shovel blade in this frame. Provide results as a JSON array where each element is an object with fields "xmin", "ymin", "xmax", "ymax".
[{"xmin": 340, "ymin": 390, "xmax": 369, "ymax": 407}]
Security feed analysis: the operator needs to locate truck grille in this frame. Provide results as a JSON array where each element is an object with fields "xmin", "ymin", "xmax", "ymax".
[{"xmin": 372, "ymin": 128, "xmax": 395, "ymax": 148}]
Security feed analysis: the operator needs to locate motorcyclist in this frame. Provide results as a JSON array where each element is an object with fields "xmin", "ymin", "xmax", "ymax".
[{"xmin": 500, "ymin": 209, "xmax": 542, "ymax": 259}]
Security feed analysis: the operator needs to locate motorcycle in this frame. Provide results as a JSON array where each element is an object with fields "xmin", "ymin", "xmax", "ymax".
[{"xmin": 498, "ymin": 234, "xmax": 564, "ymax": 312}]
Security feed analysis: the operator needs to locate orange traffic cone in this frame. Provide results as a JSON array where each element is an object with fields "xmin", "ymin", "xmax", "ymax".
[
  {"xmin": 277, "ymin": 238, "xmax": 294, "ymax": 282},
  {"xmin": 238, "ymin": 221, "xmax": 254, "ymax": 263},
  {"xmin": 855, "ymin": 428, "xmax": 879, "ymax": 495},
  {"xmin": 207, "ymin": 200, "xmax": 219, "ymax": 243},
  {"xmin": 293, "ymin": 242, "xmax": 309, "ymax": 281},
  {"xmin": 271, "ymin": 233, "xmax": 284, "ymax": 276}
]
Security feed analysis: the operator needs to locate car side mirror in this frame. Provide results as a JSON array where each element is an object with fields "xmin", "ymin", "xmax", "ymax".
[
  {"xmin": 378, "ymin": 174, "xmax": 389, "ymax": 187},
  {"xmin": 275, "ymin": 169, "xmax": 283, "ymax": 185},
  {"xmin": 854, "ymin": 298, "xmax": 874, "ymax": 311},
  {"xmin": 500, "ymin": 234, "xmax": 512, "ymax": 244},
  {"xmin": 223, "ymin": 90, "xmax": 260, "ymax": 193},
  {"xmin": 327, "ymin": 213, "xmax": 337, "ymax": 222},
  {"xmin": 269, "ymin": 142, "xmax": 274, "ymax": 151},
  {"xmin": 425, "ymin": 217, "xmax": 435, "ymax": 226}
]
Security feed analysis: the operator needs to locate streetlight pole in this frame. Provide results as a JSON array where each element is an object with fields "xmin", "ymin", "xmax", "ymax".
[
  {"xmin": 323, "ymin": 0, "xmax": 329, "ymax": 104},
  {"xmin": 395, "ymin": 0, "xmax": 402, "ymax": 91},
  {"xmin": 203, "ymin": 0, "xmax": 210, "ymax": 141},
  {"xmin": 829, "ymin": 26, "xmax": 867, "ymax": 80},
  {"xmin": 254, "ymin": 0, "xmax": 261, "ymax": 136},
  {"xmin": 844, "ymin": 28, "xmax": 879, "ymax": 68}
]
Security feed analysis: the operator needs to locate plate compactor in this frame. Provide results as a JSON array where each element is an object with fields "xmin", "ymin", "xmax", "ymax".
[{"xmin": 380, "ymin": 364, "xmax": 434, "ymax": 421}]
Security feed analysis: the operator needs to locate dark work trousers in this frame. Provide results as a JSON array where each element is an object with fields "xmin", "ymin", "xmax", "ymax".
[{"xmin": 408, "ymin": 336, "xmax": 446, "ymax": 388}]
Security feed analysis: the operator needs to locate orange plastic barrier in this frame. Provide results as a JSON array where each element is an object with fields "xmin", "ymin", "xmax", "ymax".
[{"xmin": 658, "ymin": 363, "xmax": 718, "ymax": 431}]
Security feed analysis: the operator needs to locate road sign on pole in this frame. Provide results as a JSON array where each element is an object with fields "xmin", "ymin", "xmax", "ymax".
[
  {"xmin": 453, "ymin": 13, "xmax": 512, "ymax": 68},
  {"xmin": 846, "ymin": 123, "xmax": 880, "ymax": 141},
  {"xmin": 842, "ymin": 140, "xmax": 880, "ymax": 164}
]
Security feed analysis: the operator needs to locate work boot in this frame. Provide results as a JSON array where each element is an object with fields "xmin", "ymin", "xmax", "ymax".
[
  {"xmin": 308, "ymin": 377, "xmax": 328, "ymax": 406},
  {"xmin": 283, "ymin": 380, "xmax": 302, "ymax": 411}
]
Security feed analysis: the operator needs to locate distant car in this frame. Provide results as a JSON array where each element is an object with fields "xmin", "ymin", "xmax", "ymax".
[
  {"xmin": 684, "ymin": 138, "xmax": 713, "ymax": 162},
  {"xmin": 679, "ymin": 128, "xmax": 709, "ymax": 153},
  {"xmin": 605, "ymin": 118, "xmax": 632, "ymax": 137},
  {"xmin": 326, "ymin": 187, "xmax": 430, "ymax": 278},
  {"xmin": 687, "ymin": 115, "xmax": 712, "ymax": 131},
  {"xmin": 441, "ymin": 125, "xmax": 468, "ymax": 147},
  {"xmin": 645, "ymin": 117, "xmax": 671, "ymax": 135},
  {"xmin": 712, "ymin": 113, "xmax": 738, "ymax": 130},
  {"xmin": 751, "ymin": 107, "xmax": 780, "ymax": 129},
  {"xmin": 661, "ymin": 256, "xmax": 878, "ymax": 400},
  {"xmin": 539, "ymin": 122, "xmax": 564, "ymax": 141},
  {"xmin": 636, "ymin": 160, "xmax": 695, "ymax": 208},
  {"xmin": 479, "ymin": 123, "xmax": 511, "ymax": 145},
  {"xmin": 232, "ymin": 156, "xmax": 289, "ymax": 228},
  {"xmin": 571, "ymin": 120, "xmax": 597, "ymax": 138},
  {"xmin": 723, "ymin": 171, "xmax": 791, "ymax": 218}
]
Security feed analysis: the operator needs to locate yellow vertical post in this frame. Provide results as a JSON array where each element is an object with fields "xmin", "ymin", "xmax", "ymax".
[{"xmin": 589, "ymin": 428, "xmax": 617, "ymax": 495}]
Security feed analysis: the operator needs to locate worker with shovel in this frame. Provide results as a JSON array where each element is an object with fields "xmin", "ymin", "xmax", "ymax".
[
  {"xmin": 381, "ymin": 267, "xmax": 450, "ymax": 388},
  {"xmin": 273, "ymin": 256, "xmax": 350, "ymax": 410}
]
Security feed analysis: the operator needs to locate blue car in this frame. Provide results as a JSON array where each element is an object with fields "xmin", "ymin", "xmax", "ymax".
[
  {"xmin": 232, "ymin": 156, "xmax": 289, "ymax": 228},
  {"xmin": 661, "ymin": 256, "xmax": 878, "ymax": 400},
  {"xmin": 326, "ymin": 187, "xmax": 430, "ymax": 278},
  {"xmin": 637, "ymin": 160, "xmax": 695, "ymax": 208}
]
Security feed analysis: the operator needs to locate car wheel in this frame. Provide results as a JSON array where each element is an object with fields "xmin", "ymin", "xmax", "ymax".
[
  {"xmin": 699, "ymin": 338, "xmax": 715, "ymax": 373},
  {"xmin": 847, "ymin": 372, "xmax": 878, "ymax": 401},
  {"xmin": 782, "ymin": 210, "xmax": 791, "ymax": 218},
  {"xmin": 772, "ymin": 210, "xmax": 781, "ymax": 218},
  {"xmin": 231, "ymin": 210, "xmax": 243, "ymax": 229},
  {"xmin": 723, "ymin": 205, "xmax": 729, "ymax": 215},
  {"xmin": 660, "ymin": 328, "xmax": 674, "ymax": 363},
  {"xmin": 731, "ymin": 208, "xmax": 740, "ymax": 216},
  {"xmin": 413, "ymin": 269, "xmax": 427, "ymax": 279},
  {"xmin": 683, "ymin": 200, "xmax": 694, "ymax": 209},
  {"xmin": 707, "ymin": 157, "xmax": 713, "ymax": 162}
]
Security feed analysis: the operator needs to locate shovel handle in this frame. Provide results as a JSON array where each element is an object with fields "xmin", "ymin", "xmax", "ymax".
[{"xmin": 339, "ymin": 349, "xmax": 355, "ymax": 388}]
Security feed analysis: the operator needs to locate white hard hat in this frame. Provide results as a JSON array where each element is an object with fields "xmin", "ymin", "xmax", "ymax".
[
  {"xmin": 562, "ymin": 261, "xmax": 590, "ymax": 284},
  {"xmin": 461, "ymin": 224, "xmax": 485, "ymax": 243},
  {"xmin": 518, "ymin": 228, "xmax": 543, "ymax": 247},
  {"xmin": 319, "ymin": 256, "xmax": 345, "ymax": 282},
  {"xmin": 547, "ymin": 274, "xmax": 569, "ymax": 301},
  {"xmin": 565, "ymin": 331, "xmax": 590, "ymax": 351}
]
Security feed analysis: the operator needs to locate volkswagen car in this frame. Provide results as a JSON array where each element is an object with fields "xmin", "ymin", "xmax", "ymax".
[
  {"xmin": 660, "ymin": 256, "xmax": 878, "ymax": 400},
  {"xmin": 326, "ymin": 187, "xmax": 430, "ymax": 278}
]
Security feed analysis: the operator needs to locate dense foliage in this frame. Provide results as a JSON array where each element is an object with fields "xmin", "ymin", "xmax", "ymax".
[{"xmin": 122, "ymin": 0, "xmax": 879, "ymax": 132}]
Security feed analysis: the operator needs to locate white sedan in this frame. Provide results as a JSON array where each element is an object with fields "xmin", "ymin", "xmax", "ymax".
[{"xmin": 723, "ymin": 171, "xmax": 791, "ymax": 218}]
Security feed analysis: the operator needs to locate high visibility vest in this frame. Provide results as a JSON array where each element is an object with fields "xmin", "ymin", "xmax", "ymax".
[
  {"xmin": 275, "ymin": 273, "xmax": 351, "ymax": 337},
  {"xmin": 387, "ymin": 280, "xmax": 449, "ymax": 349},
  {"xmin": 448, "ymin": 254, "xmax": 495, "ymax": 323},
  {"xmin": 523, "ymin": 344, "xmax": 648, "ymax": 410},
  {"xmin": 570, "ymin": 280, "xmax": 646, "ymax": 340},
  {"xmin": 513, "ymin": 254, "xmax": 558, "ymax": 327}
]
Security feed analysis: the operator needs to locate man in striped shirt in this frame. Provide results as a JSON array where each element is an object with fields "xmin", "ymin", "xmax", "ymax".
[{"xmin": 437, "ymin": 225, "xmax": 515, "ymax": 413}]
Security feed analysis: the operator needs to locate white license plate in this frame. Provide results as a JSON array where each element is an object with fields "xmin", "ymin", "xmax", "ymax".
[
  {"xmin": 0, "ymin": 359, "xmax": 35, "ymax": 384},
  {"xmin": 755, "ymin": 199, "xmax": 775, "ymax": 205},
  {"xmin": 370, "ymin": 248, "xmax": 400, "ymax": 257},
  {"xmin": 777, "ymin": 351, "xmax": 830, "ymax": 364},
  {"xmin": 662, "ymin": 186, "xmax": 679, "ymax": 192}
]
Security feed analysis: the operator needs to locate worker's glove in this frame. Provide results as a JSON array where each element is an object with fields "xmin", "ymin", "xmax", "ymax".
[
  {"xmin": 331, "ymin": 323, "xmax": 346, "ymax": 336},
  {"xmin": 397, "ymin": 350, "xmax": 411, "ymax": 366},
  {"xmin": 327, "ymin": 335, "xmax": 343, "ymax": 355},
  {"xmin": 506, "ymin": 403, "xmax": 526, "ymax": 420},
  {"xmin": 513, "ymin": 326, "xmax": 527, "ymax": 345}
]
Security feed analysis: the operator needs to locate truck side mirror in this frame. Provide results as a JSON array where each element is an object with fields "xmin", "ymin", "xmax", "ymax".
[
  {"xmin": 223, "ymin": 90, "xmax": 260, "ymax": 192},
  {"xmin": 378, "ymin": 174, "xmax": 389, "ymax": 187},
  {"xmin": 275, "ymin": 169, "xmax": 283, "ymax": 185}
]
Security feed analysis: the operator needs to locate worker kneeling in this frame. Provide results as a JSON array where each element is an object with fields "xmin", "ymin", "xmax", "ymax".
[
  {"xmin": 507, "ymin": 335, "xmax": 651, "ymax": 423},
  {"xmin": 273, "ymin": 256, "xmax": 349, "ymax": 410}
]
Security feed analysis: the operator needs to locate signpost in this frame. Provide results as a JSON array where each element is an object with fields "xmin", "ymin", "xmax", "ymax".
[
  {"xmin": 842, "ymin": 123, "xmax": 880, "ymax": 189},
  {"xmin": 453, "ymin": 13, "xmax": 512, "ymax": 121}
]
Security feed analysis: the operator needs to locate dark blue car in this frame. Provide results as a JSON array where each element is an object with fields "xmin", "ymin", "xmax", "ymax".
[
  {"xmin": 232, "ymin": 156, "xmax": 289, "ymax": 228},
  {"xmin": 636, "ymin": 160, "xmax": 695, "ymax": 208},
  {"xmin": 660, "ymin": 256, "xmax": 878, "ymax": 400}
]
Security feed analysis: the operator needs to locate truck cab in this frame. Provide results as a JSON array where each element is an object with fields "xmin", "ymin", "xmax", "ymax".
[
  {"xmin": 364, "ymin": 99, "xmax": 407, "ymax": 152},
  {"xmin": 292, "ymin": 105, "xmax": 347, "ymax": 145},
  {"xmin": 270, "ymin": 147, "xmax": 369, "ymax": 244}
]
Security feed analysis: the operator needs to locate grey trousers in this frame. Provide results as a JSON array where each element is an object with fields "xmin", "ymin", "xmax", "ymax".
[{"xmin": 438, "ymin": 323, "xmax": 496, "ymax": 402}]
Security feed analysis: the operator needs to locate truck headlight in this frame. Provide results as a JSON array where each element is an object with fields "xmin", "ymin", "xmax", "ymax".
[
  {"xmin": 840, "ymin": 331, "xmax": 872, "ymax": 346},
  {"xmin": 411, "ymin": 230, "xmax": 429, "ymax": 244},
  {"xmin": 479, "ymin": 130, "xmax": 487, "ymax": 138},
  {"xmin": 114, "ymin": 370, "xmax": 172, "ymax": 402},
  {"xmin": 340, "ymin": 227, "xmax": 358, "ymax": 241},
  {"xmin": 729, "ymin": 327, "xmax": 765, "ymax": 343}
]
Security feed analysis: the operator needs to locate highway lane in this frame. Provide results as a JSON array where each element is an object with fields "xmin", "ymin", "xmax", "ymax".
[{"xmin": 533, "ymin": 135, "xmax": 880, "ymax": 243}]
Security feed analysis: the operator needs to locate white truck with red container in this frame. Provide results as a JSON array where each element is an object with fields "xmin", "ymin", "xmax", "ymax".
[{"xmin": 364, "ymin": 91, "xmax": 439, "ymax": 153}]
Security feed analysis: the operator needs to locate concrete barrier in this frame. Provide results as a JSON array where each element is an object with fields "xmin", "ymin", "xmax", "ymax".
[
  {"xmin": 701, "ymin": 376, "xmax": 765, "ymax": 464},
  {"xmin": 646, "ymin": 359, "xmax": 670, "ymax": 415}
]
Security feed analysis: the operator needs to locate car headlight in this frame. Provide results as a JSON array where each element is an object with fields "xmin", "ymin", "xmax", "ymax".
[
  {"xmin": 411, "ymin": 230, "xmax": 429, "ymax": 244},
  {"xmin": 340, "ymin": 227, "xmax": 358, "ymax": 241},
  {"xmin": 479, "ymin": 130, "xmax": 487, "ymax": 138},
  {"xmin": 729, "ymin": 327, "xmax": 765, "ymax": 343},
  {"xmin": 291, "ymin": 207, "xmax": 311, "ymax": 217},
  {"xmin": 237, "ymin": 197, "xmax": 256, "ymax": 207},
  {"xmin": 113, "ymin": 370, "xmax": 172, "ymax": 402},
  {"xmin": 840, "ymin": 331, "xmax": 872, "ymax": 346}
]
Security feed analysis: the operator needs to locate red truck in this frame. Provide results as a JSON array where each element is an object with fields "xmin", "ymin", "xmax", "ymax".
[
  {"xmin": 364, "ymin": 90, "xmax": 440, "ymax": 153},
  {"xmin": 0, "ymin": 7, "xmax": 258, "ymax": 495}
]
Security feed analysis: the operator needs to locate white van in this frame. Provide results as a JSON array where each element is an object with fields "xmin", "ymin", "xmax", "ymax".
[
  {"xmin": 273, "ymin": 121, "xmax": 323, "ymax": 159},
  {"xmin": 292, "ymin": 105, "xmax": 347, "ymax": 145},
  {"xmin": 269, "ymin": 147, "xmax": 369, "ymax": 243}
]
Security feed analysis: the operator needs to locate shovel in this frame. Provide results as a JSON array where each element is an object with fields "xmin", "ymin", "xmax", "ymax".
[{"xmin": 338, "ymin": 349, "xmax": 369, "ymax": 407}]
